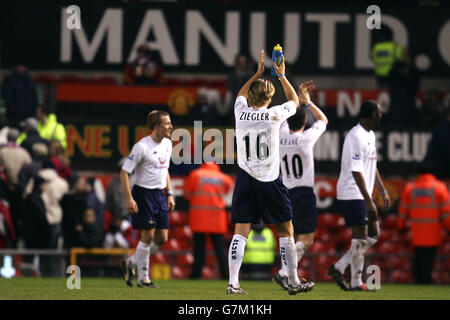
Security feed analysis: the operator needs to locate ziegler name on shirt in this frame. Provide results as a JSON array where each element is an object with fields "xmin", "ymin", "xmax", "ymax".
[{"xmin": 239, "ymin": 112, "xmax": 270, "ymax": 121}]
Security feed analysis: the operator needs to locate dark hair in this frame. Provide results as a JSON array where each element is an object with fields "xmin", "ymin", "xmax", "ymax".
[
  {"xmin": 147, "ymin": 110, "xmax": 169, "ymax": 130},
  {"xmin": 359, "ymin": 100, "xmax": 379, "ymax": 119},
  {"xmin": 38, "ymin": 104, "xmax": 52, "ymax": 116},
  {"xmin": 287, "ymin": 108, "xmax": 306, "ymax": 131}
]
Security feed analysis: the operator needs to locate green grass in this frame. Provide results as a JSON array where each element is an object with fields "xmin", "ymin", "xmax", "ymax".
[{"xmin": 0, "ymin": 278, "xmax": 449, "ymax": 300}]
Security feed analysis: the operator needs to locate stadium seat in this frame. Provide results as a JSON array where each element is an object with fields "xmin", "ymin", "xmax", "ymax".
[
  {"xmin": 382, "ymin": 214, "xmax": 398, "ymax": 230},
  {"xmin": 318, "ymin": 213, "xmax": 342, "ymax": 229},
  {"xmin": 314, "ymin": 227, "xmax": 326, "ymax": 240},
  {"xmin": 299, "ymin": 257, "xmax": 310, "ymax": 270},
  {"xmin": 173, "ymin": 225, "xmax": 193, "ymax": 240},
  {"xmin": 169, "ymin": 211, "xmax": 188, "ymax": 226},
  {"xmin": 205, "ymin": 254, "xmax": 217, "ymax": 267},
  {"xmin": 171, "ymin": 266, "xmax": 190, "ymax": 279},
  {"xmin": 439, "ymin": 242, "xmax": 450, "ymax": 255},
  {"xmin": 390, "ymin": 256, "xmax": 412, "ymax": 271},
  {"xmin": 176, "ymin": 253, "xmax": 194, "ymax": 266},
  {"xmin": 310, "ymin": 241, "xmax": 335, "ymax": 254},
  {"xmin": 336, "ymin": 228, "xmax": 353, "ymax": 244},
  {"xmin": 390, "ymin": 270, "xmax": 412, "ymax": 283},
  {"xmin": 152, "ymin": 252, "xmax": 170, "ymax": 264},
  {"xmin": 161, "ymin": 238, "xmax": 188, "ymax": 251},
  {"xmin": 376, "ymin": 241, "xmax": 404, "ymax": 254},
  {"xmin": 201, "ymin": 266, "xmax": 216, "ymax": 279}
]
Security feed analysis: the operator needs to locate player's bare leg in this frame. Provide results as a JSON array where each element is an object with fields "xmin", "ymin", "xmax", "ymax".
[
  {"xmin": 227, "ymin": 223, "xmax": 251, "ymax": 295},
  {"xmin": 295, "ymin": 233, "xmax": 315, "ymax": 291}
]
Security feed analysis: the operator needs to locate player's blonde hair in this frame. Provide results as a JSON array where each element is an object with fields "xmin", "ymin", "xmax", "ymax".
[
  {"xmin": 147, "ymin": 110, "xmax": 169, "ymax": 130},
  {"xmin": 247, "ymin": 79, "xmax": 275, "ymax": 107}
]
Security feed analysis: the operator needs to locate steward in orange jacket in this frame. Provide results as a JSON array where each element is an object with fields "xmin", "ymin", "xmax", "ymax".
[
  {"xmin": 184, "ymin": 162, "xmax": 232, "ymax": 234},
  {"xmin": 184, "ymin": 162, "xmax": 233, "ymax": 279},
  {"xmin": 397, "ymin": 171, "xmax": 450, "ymax": 284}
]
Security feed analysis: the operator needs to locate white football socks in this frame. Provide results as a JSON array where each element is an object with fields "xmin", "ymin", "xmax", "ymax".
[
  {"xmin": 279, "ymin": 237, "xmax": 300, "ymax": 286},
  {"xmin": 135, "ymin": 241, "xmax": 151, "ymax": 282},
  {"xmin": 149, "ymin": 242, "xmax": 160, "ymax": 255},
  {"xmin": 350, "ymin": 239, "xmax": 367, "ymax": 288},
  {"xmin": 228, "ymin": 234, "xmax": 247, "ymax": 287},
  {"xmin": 278, "ymin": 240, "xmax": 305, "ymax": 278},
  {"xmin": 296, "ymin": 241, "xmax": 306, "ymax": 262}
]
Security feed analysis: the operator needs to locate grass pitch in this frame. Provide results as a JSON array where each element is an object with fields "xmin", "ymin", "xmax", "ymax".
[{"xmin": 0, "ymin": 278, "xmax": 449, "ymax": 300}]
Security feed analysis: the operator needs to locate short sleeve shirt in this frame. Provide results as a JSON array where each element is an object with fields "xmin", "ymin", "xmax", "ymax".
[
  {"xmin": 337, "ymin": 124, "xmax": 377, "ymax": 200},
  {"xmin": 122, "ymin": 136, "xmax": 172, "ymax": 190},
  {"xmin": 279, "ymin": 120, "xmax": 326, "ymax": 189},
  {"xmin": 234, "ymin": 96, "xmax": 296, "ymax": 182}
]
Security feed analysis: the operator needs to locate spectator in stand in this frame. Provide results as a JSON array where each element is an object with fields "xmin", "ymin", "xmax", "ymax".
[
  {"xmin": 38, "ymin": 161, "xmax": 69, "ymax": 248},
  {"xmin": 17, "ymin": 143, "xmax": 48, "ymax": 197},
  {"xmin": 425, "ymin": 106, "xmax": 450, "ymax": 180},
  {"xmin": 387, "ymin": 51, "xmax": 420, "ymax": 127},
  {"xmin": 86, "ymin": 177, "xmax": 105, "ymax": 232},
  {"xmin": 36, "ymin": 104, "xmax": 67, "ymax": 150},
  {"xmin": 184, "ymin": 162, "xmax": 233, "ymax": 280},
  {"xmin": 124, "ymin": 44, "xmax": 164, "ymax": 86},
  {"xmin": 17, "ymin": 117, "xmax": 50, "ymax": 156},
  {"xmin": 61, "ymin": 174, "xmax": 89, "ymax": 248},
  {"xmin": 0, "ymin": 199, "xmax": 16, "ymax": 248},
  {"xmin": 0, "ymin": 119, "xmax": 11, "ymax": 146},
  {"xmin": 75, "ymin": 208, "xmax": 103, "ymax": 248},
  {"xmin": 371, "ymin": 28, "xmax": 406, "ymax": 88},
  {"xmin": 223, "ymin": 54, "xmax": 252, "ymax": 123},
  {"xmin": 1, "ymin": 64, "xmax": 37, "ymax": 129},
  {"xmin": 21, "ymin": 176, "xmax": 51, "ymax": 250},
  {"xmin": 61, "ymin": 174, "xmax": 104, "ymax": 247},
  {"xmin": 0, "ymin": 128, "xmax": 32, "ymax": 242},
  {"xmin": 397, "ymin": 165, "xmax": 450, "ymax": 284},
  {"xmin": 0, "ymin": 129, "xmax": 32, "ymax": 187},
  {"xmin": 106, "ymin": 158, "xmax": 134, "ymax": 221},
  {"xmin": 104, "ymin": 218, "xmax": 133, "ymax": 249},
  {"xmin": 48, "ymin": 140, "xmax": 72, "ymax": 180},
  {"xmin": 418, "ymin": 91, "xmax": 445, "ymax": 126}
]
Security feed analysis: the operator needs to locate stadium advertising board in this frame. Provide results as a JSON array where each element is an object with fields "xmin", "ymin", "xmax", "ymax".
[
  {"xmin": 63, "ymin": 121, "xmax": 432, "ymax": 176},
  {"xmin": 2, "ymin": 1, "xmax": 450, "ymax": 75}
]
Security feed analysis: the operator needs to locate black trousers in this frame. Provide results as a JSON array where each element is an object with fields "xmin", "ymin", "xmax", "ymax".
[
  {"xmin": 190, "ymin": 233, "xmax": 228, "ymax": 279},
  {"xmin": 413, "ymin": 246, "xmax": 438, "ymax": 284}
]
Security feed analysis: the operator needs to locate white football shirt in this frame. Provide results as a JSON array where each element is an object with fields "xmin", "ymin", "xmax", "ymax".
[
  {"xmin": 337, "ymin": 123, "xmax": 377, "ymax": 200},
  {"xmin": 122, "ymin": 136, "xmax": 172, "ymax": 190},
  {"xmin": 235, "ymin": 95, "xmax": 296, "ymax": 182},
  {"xmin": 279, "ymin": 120, "xmax": 326, "ymax": 189}
]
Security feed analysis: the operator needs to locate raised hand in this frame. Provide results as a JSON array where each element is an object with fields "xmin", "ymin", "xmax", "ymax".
[
  {"xmin": 256, "ymin": 50, "xmax": 265, "ymax": 77},
  {"xmin": 298, "ymin": 80, "xmax": 315, "ymax": 105},
  {"xmin": 271, "ymin": 55, "xmax": 285, "ymax": 77}
]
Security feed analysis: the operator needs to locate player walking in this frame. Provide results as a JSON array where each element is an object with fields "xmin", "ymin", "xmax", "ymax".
[
  {"xmin": 120, "ymin": 110, "xmax": 175, "ymax": 288},
  {"xmin": 227, "ymin": 50, "xmax": 307, "ymax": 295},
  {"xmin": 272, "ymin": 80, "xmax": 328, "ymax": 291},
  {"xmin": 328, "ymin": 100, "xmax": 390, "ymax": 291}
]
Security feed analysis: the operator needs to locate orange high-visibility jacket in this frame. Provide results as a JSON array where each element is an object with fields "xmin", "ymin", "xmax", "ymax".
[
  {"xmin": 397, "ymin": 174, "xmax": 450, "ymax": 247},
  {"xmin": 184, "ymin": 163, "xmax": 233, "ymax": 234}
]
